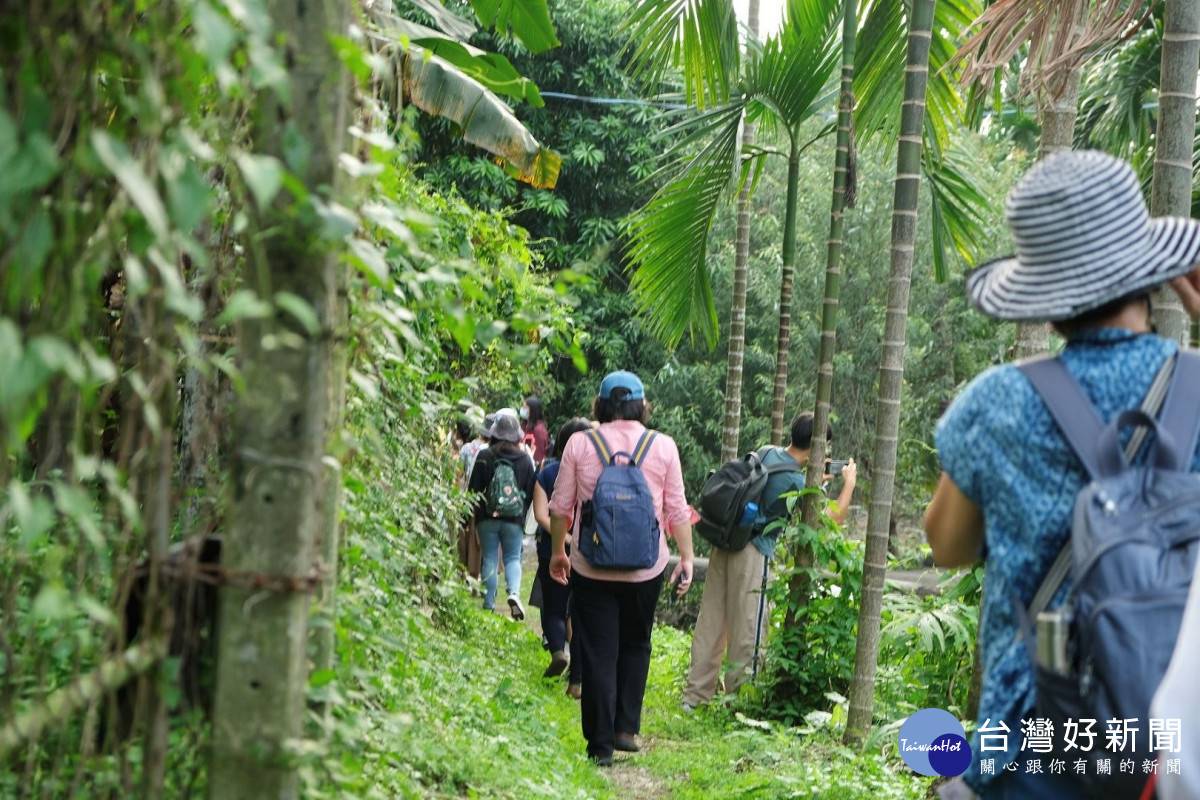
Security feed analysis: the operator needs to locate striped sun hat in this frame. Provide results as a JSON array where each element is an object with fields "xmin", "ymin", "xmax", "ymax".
[{"xmin": 967, "ymin": 150, "xmax": 1200, "ymax": 322}]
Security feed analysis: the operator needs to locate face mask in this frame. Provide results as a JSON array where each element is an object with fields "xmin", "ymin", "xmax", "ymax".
[{"xmin": 519, "ymin": 407, "xmax": 529, "ymax": 421}]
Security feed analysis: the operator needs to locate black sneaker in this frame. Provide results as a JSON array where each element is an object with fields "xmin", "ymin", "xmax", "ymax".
[
  {"xmin": 589, "ymin": 753, "xmax": 613, "ymax": 767},
  {"xmin": 507, "ymin": 594, "xmax": 525, "ymax": 621},
  {"xmin": 544, "ymin": 650, "xmax": 569, "ymax": 678}
]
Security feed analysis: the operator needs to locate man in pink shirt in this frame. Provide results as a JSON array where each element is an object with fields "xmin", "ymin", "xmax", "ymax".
[{"xmin": 548, "ymin": 370, "xmax": 695, "ymax": 765}]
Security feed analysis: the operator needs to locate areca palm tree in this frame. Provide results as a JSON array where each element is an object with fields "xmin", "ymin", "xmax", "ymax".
[
  {"xmin": 843, "ymin": 0, "xmax": 939, "ymax": 745},
  {"xmin": 625, "ymin": 1, "xmax": 843, "ymax": 354},
  {"xmin": 721, "ymin": 0, "xmax": 760, "ymax": 463}
]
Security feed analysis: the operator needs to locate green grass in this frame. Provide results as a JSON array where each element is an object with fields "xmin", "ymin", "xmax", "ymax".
[{"xmin": 635, "ymin": 626, "xmax": 932, "ymax": 800}]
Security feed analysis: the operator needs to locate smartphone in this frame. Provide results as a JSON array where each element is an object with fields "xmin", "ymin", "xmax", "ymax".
[{"xmin": 826, "ymin": 459, "xmax": 847, "ymax": 477}]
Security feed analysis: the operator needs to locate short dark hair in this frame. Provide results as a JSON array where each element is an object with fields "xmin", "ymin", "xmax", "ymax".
[
  {"xmin": 454, "ymin": 417, "xmax": 475, "ymax": 444},
  {"xmin": 790, "ymin": 411, "xmax": 832, "ymax": 450},
  {"xmin": 1050, "ymin": 292, "xmax": 1150, "ymax": 339},
  {"xmin": 523, "ymin": 395, "xmax": 545, "ymax": 426},
  {"xmin": 553, "ymin": 417, "xmax": 593, "ymax": 460},
  {"xmin": 593, "ymin": 387, "xmax": 648, "ymax": 424}
]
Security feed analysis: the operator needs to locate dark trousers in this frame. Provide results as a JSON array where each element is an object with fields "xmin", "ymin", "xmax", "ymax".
[
  {"xmin": 536, "ymin": 534, "xmax": 581, "ymax": 682},
  {"xmin": 570, "ymin": 569, "xmax": 664, "ymax": 759}
]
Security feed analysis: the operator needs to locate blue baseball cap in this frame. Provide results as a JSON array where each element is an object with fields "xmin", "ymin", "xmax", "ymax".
[{"xmin": 598, "ymin": 370, "xmax": 645, "ymax": 400}]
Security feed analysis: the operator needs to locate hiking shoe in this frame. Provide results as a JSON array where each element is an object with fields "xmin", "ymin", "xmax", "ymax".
[
  {"xmin": 567, "ymin": 682, "xmax": 582, "ymax": 700},
  {"xmin": 507, "ymin": 595, "xmax": 525, "ymax": 621},
  {"xmin": 614, "ymin": 733, "xmax": 640, "ymax": 753},
  {"xmin": 589, "ymin": 753, "xmax": 613, "ymax": 768},
  {"xmin": 544, "ymin": 650, "xmax": 569, "ymax": 678}
]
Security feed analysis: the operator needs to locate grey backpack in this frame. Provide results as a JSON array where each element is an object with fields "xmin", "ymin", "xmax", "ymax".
[{"xmin": 1020, "ymin": 352, "xmax": 1200, "ymax": 798}]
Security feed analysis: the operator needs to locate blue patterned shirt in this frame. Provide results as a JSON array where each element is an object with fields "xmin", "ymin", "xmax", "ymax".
[{"xmin": 935, "ymin": 329, "xmax": 1200, "ymax": 790}]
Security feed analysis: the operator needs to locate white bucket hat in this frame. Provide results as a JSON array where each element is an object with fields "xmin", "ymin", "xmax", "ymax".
[{"xmin": 967, "ymin": 150, "xmax": 1200, "ymax": 322}]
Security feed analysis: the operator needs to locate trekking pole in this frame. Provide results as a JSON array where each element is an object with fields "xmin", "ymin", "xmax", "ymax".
[{"xmin": 752, "ymin": 556, "xmax": 768, "ymax": 679}]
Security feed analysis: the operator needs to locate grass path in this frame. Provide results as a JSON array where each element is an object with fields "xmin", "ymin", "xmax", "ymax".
[{"xmin": 507, "ymin": 555, "xmax": 931, "ymax": 800}]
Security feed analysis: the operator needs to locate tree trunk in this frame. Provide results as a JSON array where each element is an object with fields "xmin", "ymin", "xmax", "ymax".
[
  {"xmin": 311, "ymin": 280, "xmax": 348, "ymax": 707},
  {"xmin": 720, "ymin": 0, "xmax": 760, "ymax": 463},
  {"xmin": 207, "ymin": 1, "xmax": 349, "ymax": 797},
  {"xmin": 1014, "ymin": 67, "xmax": 1082, "ymax": 358},
  {"xmin": 770, "ymin": 147, "xmax": 803, "ymax": 450},
  {"xmin": 843, "ymin": 0, "xmax": 936, "ymax": 745},
  {"xmin": 798, "ymin": 0, "xmax": 856, "ymax": 516},
  {"xmin": 1150, "ymin": 0, "xmax": 1200, "ymax": 344},
  {"xmin": 788, "ymin": 0, "xmax": 857, "ymax": 619}
]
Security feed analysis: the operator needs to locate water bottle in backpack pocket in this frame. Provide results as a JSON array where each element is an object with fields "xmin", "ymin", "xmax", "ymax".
[
  {"xmin": 577, "ymin": 429, "xmax": 661, "ymax": 570},
  {"xmin": 1020, "ymin": 354, "xmax": 1200, "ymax": 798}
]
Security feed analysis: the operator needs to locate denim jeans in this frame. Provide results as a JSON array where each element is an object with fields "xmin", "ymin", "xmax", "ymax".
[{"xmin": 477, "ymin": 518, "xmax": 523, "ymax": 610}]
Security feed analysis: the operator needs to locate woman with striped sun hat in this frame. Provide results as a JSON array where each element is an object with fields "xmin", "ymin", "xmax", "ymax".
[{"xmin": 923, "ymin": 150, "xmax": 1200, "ymax": 799}]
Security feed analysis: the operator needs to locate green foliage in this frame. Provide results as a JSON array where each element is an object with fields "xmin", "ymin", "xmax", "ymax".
[
  {"xmin": 304, "ymin": 393, "xmax": 609, "ymax": 798},
  {"xmin": 638, "ymin": 626, "xmax": 930, "ymax": 799},
  {"xmin": 626, "ymin": 0, "xmax": 843, "ymax": 347},
  {"xmin": 876, "ymin": 567, "xmax": 982, "ymax": 719},
  {"xmin": 757, "ymin": 501, "xmax": 866, "ymax": 721}
]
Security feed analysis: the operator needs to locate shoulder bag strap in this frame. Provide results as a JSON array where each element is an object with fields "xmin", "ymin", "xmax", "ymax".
[{"xmin": 1026, "ymin": 354, "xmax": 1175, "ymax": 618}]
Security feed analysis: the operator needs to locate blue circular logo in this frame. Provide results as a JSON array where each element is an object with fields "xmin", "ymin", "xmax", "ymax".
[{"xmin": 898, "ymin": 708, "xmax": 972, "ymax": 777}]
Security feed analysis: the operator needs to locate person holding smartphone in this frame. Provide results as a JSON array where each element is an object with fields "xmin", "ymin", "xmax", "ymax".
[{"xmin": 683, "ymin": 412, "xmax": 856, "ymax": 711}]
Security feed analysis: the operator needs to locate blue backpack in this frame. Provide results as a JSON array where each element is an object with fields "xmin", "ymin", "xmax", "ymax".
[
  {"xmin": 578, "ymin": 428, "xmax": 660, "ymax": 570},
  {"xmin": 1021, "ymin": 352, "xmax": 1200, "ymax": 797}
]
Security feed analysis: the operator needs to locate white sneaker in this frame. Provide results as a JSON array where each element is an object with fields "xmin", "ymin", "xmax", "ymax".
[
  {"xmin": 507, "ymin": 594, "xmax": 525, "ymax": 621},
  {"xmin": 681, "ymin": 701, "xmax": 696, "ymax": 714}
]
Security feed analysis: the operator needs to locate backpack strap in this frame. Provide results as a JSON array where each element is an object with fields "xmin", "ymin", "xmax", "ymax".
[
  {"xmin": 761, "ymin": 447, "xmax": 802, "ymax": 477},
  {"xmin": 1025, "ymin": 353, "xmax": 1176, "ymax": 619},
  {"xmin": 585, "ymin": 429, "xmax": 614, "ymax": 465},
  {"xmin": 1018, "ymin": 357, "xmax": 1107, "ymax": 480},
  {"xmin": 1159, "ymin": 351, "xmax": 1200, "ymax": 467},
  {"xmin": 631, "ymin": 430, "xmax": 658, "ymax": 467}
]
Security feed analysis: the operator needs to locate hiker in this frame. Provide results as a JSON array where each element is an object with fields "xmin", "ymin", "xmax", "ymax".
[
  {"xmin": 456, "ymin": 411, "xmax": 490, "ymax": 579},
  {"xmin": 521, "ymin": 395, "xmax": 550, "ymax": 467},
  {"xmin": 925, "ymin": 151, "xmax": 1200, "ymax": 799},
  {"xmin": 683, "ymin": 412, "xmax": 857, "ymax": 710},
  {"xmin": 547, "ymin": 370, "xmax": 695, "ymax": 766},
  {"xmin": 531, "ymin": 417, "xmax": 593, "ymax": 694},
  {"xmin": 468, "ymin": 412, "xmax": 537, "ymax": 619}
]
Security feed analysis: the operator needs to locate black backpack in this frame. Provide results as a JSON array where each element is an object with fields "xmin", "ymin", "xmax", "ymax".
[{"xmin": 696, "ymin": 447, "xmax": 800, "ymax": 551}]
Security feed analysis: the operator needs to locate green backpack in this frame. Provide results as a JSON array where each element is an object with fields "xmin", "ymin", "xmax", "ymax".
[{"xmin": 486, "ymin": 458, "xmax": 525, "ymax": 518}]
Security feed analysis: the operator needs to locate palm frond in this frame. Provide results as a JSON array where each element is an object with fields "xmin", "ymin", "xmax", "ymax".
[
  {"xmin": 855, "ymin": 0, "xmax": 983, "ymax": 150},
  {"xmin": 1075, "ymin": 17, "xmax": 1160, "ymax": 172},
  {"xmin": 924, "ymin": 143, "xmax": 992, "ymax": 282},
  {"xmin": 744, "ymin": 0, "xmax": 843, "ymax": 131},
  {"xmin": 623, "ymin": 0, "xmax": 741, "ymax": 109},
  {"xmin": 953, "ymin": 0, "xmax": 1151, "ymax": 99},
  {"xmin": 627, "ymin": 104, "xmax": 744, "ymax": 347}
]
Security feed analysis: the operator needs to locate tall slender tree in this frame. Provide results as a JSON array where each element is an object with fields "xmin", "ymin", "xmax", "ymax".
[
  {"xmin": 844, "ymin": 0, "xmax": 937, "ymax": 744},
  {"xmin": 797, "ymin": 0, "xmax": 857, "ymax": 517},
  {"xmin": 1150, "ymin": 0, "xmax": 1200, "ymax": 343},
  {"xmin": 208, "ymin": 0, "xmax": 349, "ymax": 796},
  {"xmin": 720, "ymin": 0, "xmax": 761, "ymax": 463}
]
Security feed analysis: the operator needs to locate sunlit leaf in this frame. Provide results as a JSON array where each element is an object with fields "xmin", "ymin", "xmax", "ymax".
[
  {"xmin": 92, "ymin": 131, "xmax": 169, "ymax": 238},
  {"xmin": 469, "ymin": 0, "xmax": 560, "ymax": 53},
  {"xmin": 235, "ymin": 152, "xmax": 285, "ymax": 210}
]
